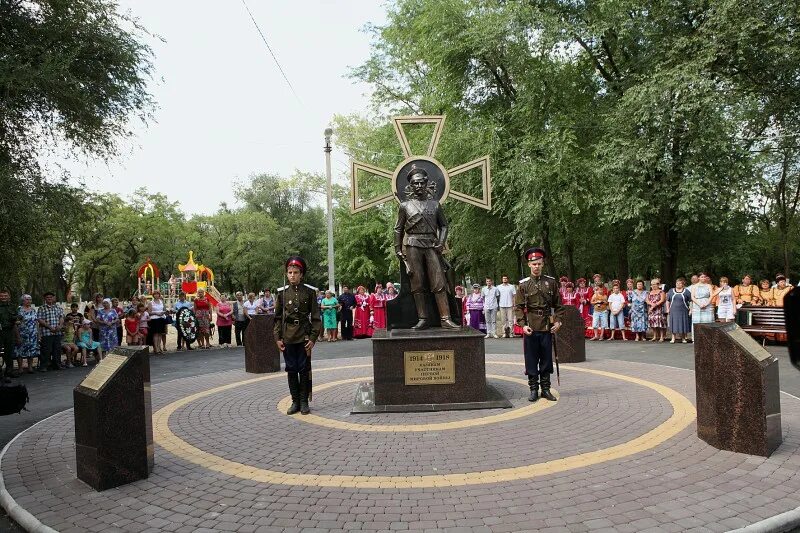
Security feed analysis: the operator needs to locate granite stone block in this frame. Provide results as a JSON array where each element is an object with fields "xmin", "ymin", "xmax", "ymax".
[
  {"xmin": 368, "ymin": 327, "xmax": 510, "ymax": 409},
  {"xmin": 695, "ymin": 322, "xmax": 782, "ymax": 457},
  {"xmin": 74, "ymin": 346, "xmax": 153, "ymax": 491},
  {"xmin": 244, "ymin": 315, "xmax": 281, "ymax": 373},
  {"xmin": 556, "ymin": 306, "xmax": 586, "ymax": 363}
]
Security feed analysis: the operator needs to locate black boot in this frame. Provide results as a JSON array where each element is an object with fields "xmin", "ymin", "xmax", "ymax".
[
  {"xmin": 541, "ymin": 374, "xmax": 557, "ymax": 401},
  {"xmin": 299, "ymin": 372, "xmax": 311, "ymax": 415},
  {"xmin": 286, "ymin": 372, "xmax": 301, "ymax": 415},
  {"xmin": 527, "ymin": 375, "xmax": 539, "ymax": 402}
]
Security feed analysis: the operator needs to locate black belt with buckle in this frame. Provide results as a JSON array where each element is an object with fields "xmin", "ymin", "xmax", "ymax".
[{"xmin": 529, "ymin": 309, "xmax": 549, "ymax": 317}]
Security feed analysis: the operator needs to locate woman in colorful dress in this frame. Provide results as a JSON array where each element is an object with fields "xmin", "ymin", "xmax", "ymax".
[
  {"xmin": 757, "ymin": 279, "xmax": 774, "ymax": 306},
  {"xmin": 321, "ymin": 290, "xmax": 341, "ymax": 341},
  {"xmin": 733, "ymin": 274, "xmax": 757, "ymax": 306},
  {"xmin": 466, "ymin": 284, "xmax": 486, "ymax": 333},
  {"xmin": 691, "ymin": 273, "xmax": 716, "ymax": 339},
  {"xmin": 575, "ymin": 278, "xmax": 593, "ymax": 328},
  {"xmin": 193, "ymin": 288, "xmax": 212, "ymax": 349},
  {"xmin": 96, "ymin": 298, "xmax": 119, "ymax": 354},
  {"xmin": 558, "ymin": 276, "xmax": 570, "ymax": 303},
  {"xmin": 629, "ymin": 280, "xmax": 649, "ymax": 341},
  {"xmin": 15, "ymin": 295, "xmax": 38, "ymax": 374},
  {"xmin": 773, "ymin": 274, "xmax": 793, "ymax": 307},
  {"xmin": 715, "ymin": 277, "xmax": 735, "ymax": 323},
  {"xmin": 561, "ymin": 282, "xmax": 580, "ymax": 310},
  {"xmin": 216, "ymin": 294, "xmax": 233, "ymax": 347},
  {"xmin": 646, "ymin": 279, "xmax": 667, "ymax": 341},
  {"xmin": 353, "ymin": 286, "xmax": 372, "ymax": 339},
  {"xmin": 666, "ymin": 277, "xmax": 691, "ymax": 343},
  {"xmin": 369, "ymin": 284, "xmax": 388, "ymax": 330},
  {"xmin": 385, "ymin": 283, "xmax": 398, "ymax": 301}
]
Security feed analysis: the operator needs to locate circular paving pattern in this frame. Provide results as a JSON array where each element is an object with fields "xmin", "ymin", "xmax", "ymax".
[{"xmin": 3, "ymin": 355, "xmax": 800, "ymax": 533}]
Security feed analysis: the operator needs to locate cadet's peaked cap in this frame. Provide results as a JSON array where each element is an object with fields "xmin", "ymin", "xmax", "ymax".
[
  {"xmin": 285, "ymin": 256, "xmax": 307, "ymax": 274},
  {"xmin": 405, "ymin": 164, "xmax": 428, "ymax": 181},
  {"xmin": 525, "ymin": 247, "xmax": 546, "ymax": 261}
]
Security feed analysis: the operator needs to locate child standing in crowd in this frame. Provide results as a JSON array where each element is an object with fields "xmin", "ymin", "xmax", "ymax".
[
  {"xmin": 715, "ymin": 277, "xmax": 735, "ymax": 322},
  {"xmin": 61, "ymin": 318, "xmax": 79, "ymax": 367},
  {"xmin": 76, "ymin": 319, "xmax": 102, "ymax": 366},
  {"xmin": 575, "ymin": 278, "xmax": 592, "ymax": 327},
  {"xmin": 125, "ymin": 309, "xmax": 140, "ymax": 345},
  {"xmin": 561, "ymin": 282, "xmax": 579, "ymax": 309},
  {"xmin": 136, "ymin": 303, "xmax": 149, "ymax": 344},
  {"xmin": 608, "ymin": 282, "xmax": 627, "ymax": 340},
  {"xmin": 590, "ymin": 285, "xmax": 609, "ymax": 340}
]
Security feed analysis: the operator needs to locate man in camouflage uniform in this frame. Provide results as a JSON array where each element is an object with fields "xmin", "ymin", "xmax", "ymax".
[
  {"xmin": 0, "ymin": 289, "xmax": 17, "ymax": 382},
  {"xmin": 274, "ymin": 256, "xmax": 322, "ymax": 415},
  {"xmin": 515, "ymin": 247, "xmax": 565, "ymax": 402}
]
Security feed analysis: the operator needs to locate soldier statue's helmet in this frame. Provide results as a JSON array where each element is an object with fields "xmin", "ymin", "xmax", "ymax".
[
  {"xmin": 406, "ymin": 164, "xmax": 428, "ymax": 182},
  {"xmin": 524, "ymin": 247, "xmax": 546, "ymax": 262},
  {"xmin": 285, "ymin": 256, "xmax": 307, "ymax": 274}
]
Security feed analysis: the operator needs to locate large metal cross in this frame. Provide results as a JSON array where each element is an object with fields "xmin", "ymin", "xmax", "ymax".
[{"xmin": 349, "ymin": 115, "xmax": 491, "ymax": 213}]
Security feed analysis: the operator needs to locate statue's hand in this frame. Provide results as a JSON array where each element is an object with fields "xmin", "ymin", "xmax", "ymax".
[
  {"xmin": 433, "ymin": 243, "xmax": 444, "ymax": 253},
  {"xmin": 395, "ymin": 249, "xmax": 405, "ymax": 259}
]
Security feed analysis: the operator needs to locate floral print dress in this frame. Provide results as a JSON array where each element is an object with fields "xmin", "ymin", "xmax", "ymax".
[
  {"xmin": 16, "ymin": 306, "xmax": 39, "ymax": 358},
  {"xmin": 96, "ymin": 308, "xmax": 119, "ymax": 351},
  {"xmin": 647, "ymin": 291, "xmax": 667, "ymax": 328},
  {"xmin": 629, "ymin": 290, "xmax": 648, "ymax": 333}
]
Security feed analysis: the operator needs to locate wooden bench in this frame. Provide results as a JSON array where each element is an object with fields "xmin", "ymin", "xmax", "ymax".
[{"xmin": 736, "ymin": 306, "xmax": 786, "ymax": 345}]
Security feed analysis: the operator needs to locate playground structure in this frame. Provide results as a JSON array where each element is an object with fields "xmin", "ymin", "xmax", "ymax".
[
  {"xmin": 135, "ymin": 258, "xmax": 161, "ymax": 301},
  {"xmin": 134, "ymin": 252, "xmax": 221, "ymax": 306},
  {"xmin": 177, "ymin": 251, "xmax": 221, "ymax": 305}
]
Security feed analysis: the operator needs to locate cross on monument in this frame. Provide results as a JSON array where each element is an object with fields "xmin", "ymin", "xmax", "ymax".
[{"xmin": 349, "ymin": 115, "xmax": 491, "ymax": 213}]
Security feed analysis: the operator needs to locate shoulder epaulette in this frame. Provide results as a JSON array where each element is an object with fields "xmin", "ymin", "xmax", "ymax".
[
  {"xmin": 519, "ymin": 277, "xmax": 530, "ymax": 283},
  {"xmin": 543, "ymin": 275, "xmax": 556, "ymax": 280},
  {"xmin": 304, "ymin": 283, "xmax": 318, "ymax": 291},
  {"xmin": 276, "ymin": 285, "xmax": 289, "ymax": 292}
]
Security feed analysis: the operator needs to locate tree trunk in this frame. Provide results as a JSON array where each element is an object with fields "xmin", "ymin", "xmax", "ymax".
[
  {"xmin": 658, "ymin": 222, "xmax": 679, "ymax": 287},
  {"xmin": 565, "ymin": 239, "xmax": 576, "ymax": 281}
]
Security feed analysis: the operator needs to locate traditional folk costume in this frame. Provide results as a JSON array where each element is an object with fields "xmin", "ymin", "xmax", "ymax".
[
  {"xmin": 353, "ymin": 288, "xmax": 373, "ymax": 338},
  {"xmin": 516, "ymin": 247, "xmax": 566, "ymax": 402},
  {"xmin": 384, "ymin": 283, "xmax": 398, "ymax": 301},
  {"xmin": 774, "ymin": 277, "xmax": 793, "ymax": 307},
  {"xmin": 733, "ymin": 282, "xmax": 758, "ymax": 305},
  {"xmin": 274, "ymin": 256, "xmax": 322, "ymax": 415},
  {"xmin": 575, "ymin": 280, "xmax": 593, "ymax": 329},
  {"xmin": 368, "ymin": 285, "xmax": 388, "ymax": 330},
  {"xmin": 558, "ymin": 276, "xmax": 570, "ymax": 304}
]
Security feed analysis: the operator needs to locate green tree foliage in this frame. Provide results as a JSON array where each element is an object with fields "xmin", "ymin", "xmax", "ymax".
[
  {"xmin": 343, "ymin": 0, "xmax": 800, "ymax": 284},
  {"xmin": 0, "ymin": 0, "xmax": 155, "ymax": 295}
]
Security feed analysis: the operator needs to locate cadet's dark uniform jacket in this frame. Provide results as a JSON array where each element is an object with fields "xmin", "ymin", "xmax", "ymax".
[
  {"xmin": 515, "ymin": 275, "xmax": 566, "ymax": 331},
  {"xmin": 0, "ymin": 302, "xmax": 18, "ymax": 367},
  {"xmin": 273, "ymin": 283, "xmax": 322, "ymax": 344}
]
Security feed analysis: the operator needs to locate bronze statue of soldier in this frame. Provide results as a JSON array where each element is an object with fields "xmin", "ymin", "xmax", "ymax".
[{"xmin": 394, "ymin": 165, "xmax": 459, "ymax": 330}]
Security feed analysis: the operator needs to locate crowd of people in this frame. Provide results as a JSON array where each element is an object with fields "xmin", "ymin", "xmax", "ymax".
[{"xmin": 0, "ymin": 271, "xmax": 793, "ymax": 381}]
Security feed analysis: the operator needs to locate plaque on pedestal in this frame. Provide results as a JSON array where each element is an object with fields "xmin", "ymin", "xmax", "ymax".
[
  {"xmin": 352, "ymin": 328, "xmax": 512, "ymax": 413},
  {"xmin": 244, "ymin": 315, "xmax": 281, "ymax": 373},
  {"xmin": 74, "ymin": 346, "xmax": 153, "ymax": 491},
  {"xmin": 555, "ymin": 306, "xmax": 586, "ymax": 363},
  {"xmin": 695, "ymin": 322, "xmax": 782, "ymax": 456}
]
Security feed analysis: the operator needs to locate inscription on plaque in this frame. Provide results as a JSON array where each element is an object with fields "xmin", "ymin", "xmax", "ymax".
[
  {"xmin": 404, "ymin": 350, "xmax": 455, "ymax": 385},
  {"xmin": 80, "ymin": 354, "xmax": 128, "ymax": 391}
]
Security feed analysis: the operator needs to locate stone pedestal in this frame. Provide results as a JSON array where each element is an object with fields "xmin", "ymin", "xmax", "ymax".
[
  {"xmin": 244, "ymin": 315, "xmax": 281, "ymax": 373},
  {"xmin": 555, "ymin": 306, "xmax": 586, "ymax": 363},
  {"xmin": 352, "ymin": 328, "xmax": 511, "ymax": 413},
  {"xmin": 695, "ymin": 322, "xmax": 782, "ymax": 457},
  {"xmin": 74, "ymin": 346, "xmax": 153, "ymax": 491}
]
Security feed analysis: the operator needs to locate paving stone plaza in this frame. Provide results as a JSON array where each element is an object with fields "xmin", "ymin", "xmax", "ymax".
[{"xmin": 2, "ymin": 345, "xmax": 800, "ymax": 532}]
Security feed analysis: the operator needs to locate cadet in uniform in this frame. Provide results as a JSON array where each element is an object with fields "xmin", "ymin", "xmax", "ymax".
[
  {"xmin": 274, "ymin": 256, "xmax": 322, "ymax": 415},
  {"xmin": 515, "ymin": 247, "xmax": 565, "ymax": 402},
  {"xmin": 0, "ymin": 289, "xmax": 17, "ymax": 382}
]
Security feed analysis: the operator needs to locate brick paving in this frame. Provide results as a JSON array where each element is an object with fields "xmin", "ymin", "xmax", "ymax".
[{"xmin": 2, "ymin": 355, "xmax": 800, "ymax": 532}]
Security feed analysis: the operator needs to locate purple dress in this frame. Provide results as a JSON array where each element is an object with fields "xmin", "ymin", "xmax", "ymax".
[{"xmin": 467, "ymin": 293, "xmax": 486, "ymax": 333}]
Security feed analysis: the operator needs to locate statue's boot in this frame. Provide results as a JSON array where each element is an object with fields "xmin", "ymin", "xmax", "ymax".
[
  {"xmin": 527, "ymin": 375, "xmax": 539, "ymax": 402},
  {"xmin": 411, "ymin": 293, "xmax": 428, "ymax": 329},
  {"xmin": 540, "ymin": 374, "xmax": 557, "ymax": 401},
  {"xmin": 435, "ymin": 292, "xmax": 460, "ymax": 329}
]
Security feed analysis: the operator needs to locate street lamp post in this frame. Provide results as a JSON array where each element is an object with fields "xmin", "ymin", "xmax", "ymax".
[{"xmin": 324, "ymin": 128, "xmax": 335, "ymax": 293}]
